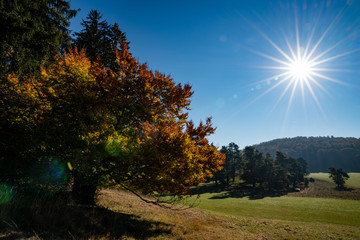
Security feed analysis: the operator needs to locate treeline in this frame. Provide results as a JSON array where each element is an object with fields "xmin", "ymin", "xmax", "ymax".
[
  {"xmin": 213, "ymin": 143, "xmax": 308, "ymax": 191},
  {"xmin": 253, "ymin": 137, "xmax": 360, "ymax": 172}
]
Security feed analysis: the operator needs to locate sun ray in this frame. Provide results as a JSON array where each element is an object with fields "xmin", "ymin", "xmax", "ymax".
[
  {"xmin": 311, "ymin": 49, "xmax": 360, "ymax": 66},
  {"xmin": 259, "ymin": 66, "xmax": 292, "ymax": 70},
  {"xmin": 305, "ymin": 8, "xmax": 345, "ymax": 62},
  {"xmin": 304, "ymin": 79, "xmax": 326, "ymax": 118},
  {"xmin": 311, "ymin": 72, "xmax": 348, "ymax": 85},
  {"xmin": 286, "ymin": 79, "xmax": 299, "ymax": 116},
  {"xmin": 307, "ymin": 31, "xmax": 358, "ymax": 64},
  {"xmin": 283, "ymin": 33, "xmax": 297, "ymax": 60},
  {"xmin": 302, "ymin": 18, "xmax": 317, "ymax": 59},
  {"xmin": 249, "ymin": 71, "xmax": 290, "ymax": 86},
  {"xmin": 300, "ymin": 78, "xmax": 306, "ymax": 109},
  {"xmin": 246, "ymin": 74, "xmax": 292, "ymax": 108},
  {"xmin": 247, "ymin": 48, "xmax": 293, "ymax": 66},
  {"xmin": 248, "ymin": 22, "xmax": 295, "ymax": 63},
  {"xmin": 311, "ymin": 67, "xmax": 349, "ymax": 72},
  {"xmin": 307, "ymin": 75, "xmax": 329, "ymax": 94},
  {"xmin": 294, "ymin": 8, "xmax": 301, "ymax": 62},
  {"xmin": 271, "ymin": 79, "xmax": 295, "ymax": 112}
]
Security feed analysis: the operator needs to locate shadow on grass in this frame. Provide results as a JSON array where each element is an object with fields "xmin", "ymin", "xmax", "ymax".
[
  {"xmin": 191, "ymin": 183, "xmax": 289, "ymax": 200},
  {"xmin": 335, "ymin": 187, "xmax": 355, "ymax": 191},
  {"xmin": 209, "ymin": 191, "xmax": 283, "ymax": 200},
  {"xmin": 0, "ymin": 195, "xmax": 171, "ymax": 239}
]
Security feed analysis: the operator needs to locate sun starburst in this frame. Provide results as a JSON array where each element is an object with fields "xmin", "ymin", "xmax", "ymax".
[
  {"xmin": 288, "ymin": 57, "xmax": 313, "ymax": 80},
  {"xmin": 246, "ymin": 5, "xmax": 358, "ymax": 119}
]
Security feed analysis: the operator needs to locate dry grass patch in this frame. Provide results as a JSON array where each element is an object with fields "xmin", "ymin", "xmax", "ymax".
[{"xmin": 288, "ymin": 179, "xmax": 360, "ymax": 200}]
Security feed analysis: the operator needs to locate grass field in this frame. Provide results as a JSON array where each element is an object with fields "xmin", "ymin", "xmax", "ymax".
[
  {"xmin": 194, "ymin": 192, "xmax": 360, "ymax": 226},
  {"xmin": 2, "ymin": 188, "xmax": 360, "ymax": 239},
  {"xmin": 309, "ymin": 172, "xmax": 360, "ymax": 188},
  {"xmin": 190, "ymin": 178, "xmax": 360, "ymax": 227},
  {"xmin": 2, "ymin": 175, "xmax": 360, "ymax": 239}
]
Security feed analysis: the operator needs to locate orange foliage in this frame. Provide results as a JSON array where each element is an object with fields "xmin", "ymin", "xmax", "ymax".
[{"xmin": 1, "ymin": 43, "xmax": 224, "ymax": 197}]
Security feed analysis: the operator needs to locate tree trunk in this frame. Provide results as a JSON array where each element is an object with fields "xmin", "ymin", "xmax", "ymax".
[{"xmin": 72, "ymin": 174, "xmax": 97, "ymax": 205}]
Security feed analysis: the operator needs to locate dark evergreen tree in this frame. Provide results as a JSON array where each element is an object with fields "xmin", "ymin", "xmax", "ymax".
[
  {"xmin": 272, "ymin": 151, "xmax": 289, "ymax": 190},
  {"xmin": 0, "ymin": 0, "xmax": 77, "ymax": 77},
  {"xmin": 264, "ymin": 153, "xmax": 275, "ymax": 191},
  {"xmin": 73, "ymin": 10, "xmax": 129, "ymax": 72},
  {"xmin": 272, "ymin": 166, "xmax": 289, "ymax": 190},
  {"xmin": 288, "ymin": 157, "xmax": 304, "ymax": 188},
  {"xmin": 242, "ymin": 146, "xmax": 264, "ymax": 188},
  {"xmin": 213, "ymin": 142, "xmax": 309, "ymax": 192},
  {"xmin": 275, "ymin": 151, "xmax": 287, "ymax": 168},
  {"xmin": 328, "ymin": 167, "xmax": 349, "ymax": 189},
  {"xmin": 215, "ymin": 142, "xmax": 241, "ymax": 185},
  {"xmin": 253, "ymin": 151, "xmax": 265, "ymax": 188}
]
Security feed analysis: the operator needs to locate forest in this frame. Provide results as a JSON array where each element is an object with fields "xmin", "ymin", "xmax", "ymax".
[
  {"xmin": 212, "ymin": 143, "xmax": 308, "ymax": 191},
  {"xmin": 254, "ymin": 137, "xmax": 360, "ymax": 172}
]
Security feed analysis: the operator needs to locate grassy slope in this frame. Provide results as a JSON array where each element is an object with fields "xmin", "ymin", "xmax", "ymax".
[
  {"xmin": 309, "ymin": 172, "xmax": 360, "ymax": 188},
  {"xmin": 82, "ymin": 190, "xmax": 360, "ymax": 239},
  {"xmin": 1, "ymin": 175, "xmax": 360, "ymax": 239},
  {"xmin": 97, "ymin": 189, "xmax": 360, "ymax": 239},
  {"xmin": 2, "ymin": 189, "xmax": 360, "ymax": 239}
]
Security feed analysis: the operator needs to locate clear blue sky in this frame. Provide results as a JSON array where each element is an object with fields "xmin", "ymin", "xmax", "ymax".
[{"xmin": 69, "ymin": 0, "xmax": 360, "ymax": 149}]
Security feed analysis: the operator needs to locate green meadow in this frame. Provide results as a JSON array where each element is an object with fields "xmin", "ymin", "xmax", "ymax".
[
  {"xmin": 194, "ymin": 193, "xmax": 360, "ymax": 226},
  {"xmin": 187, "ymin": 173, "xmax": 360, "ymax": 228},
  {"xmin": 309, "ymin": 172, "xmax": 360, "ymax": 188}
]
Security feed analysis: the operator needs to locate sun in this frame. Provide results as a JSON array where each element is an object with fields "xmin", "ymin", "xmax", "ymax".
[
  {"xmin": 288, "ymin": 58, "xmax": 313, "ymax": 80},
  {"xmin": 247, "ymin": 13, "xmax": 353, "ymax": 116}
]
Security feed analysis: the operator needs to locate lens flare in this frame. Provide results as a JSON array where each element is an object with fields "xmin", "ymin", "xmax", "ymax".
[
  {"xmin": 67, "ymin": 162, "xmax": 73, "ymax": 171},
  {"xmin": 29, "ymin": 157, "xmax": 67, "ymax": 190},
  {"xmin": 0, "ymin": 183, "xmax": 14, "ymax": 204}
]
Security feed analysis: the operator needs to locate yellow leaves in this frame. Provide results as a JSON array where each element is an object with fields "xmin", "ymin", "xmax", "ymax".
[
  {"xmin": 39, "ymin": 47, "xmax": 94, "ymax": 91},
  {"xmin": 105, "ymin": 133, "xmax": 138, "ymax": 157},
  {"xmin": 63, "ymin": 47, "xmax": 91, "ymax": 78},
  {"xmin": 5, "ymin": 73, "xmax": 18, "ymax": 85},
  {"xmin": 1, "ymin": 73, "xmax": 45, "ymax": 126},
  {"xmin": 131, "ymin": 119, "xmax": 224, "ymax": 195}
]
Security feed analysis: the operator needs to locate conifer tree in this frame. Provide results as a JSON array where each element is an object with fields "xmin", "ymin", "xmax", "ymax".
[
  {"xmin": 0, "ymin": 0, "xmax": 77, "ymax": 77},
  {"xmin": 73, "ymin": 10, "xmax": 129, "ymax": 72}
]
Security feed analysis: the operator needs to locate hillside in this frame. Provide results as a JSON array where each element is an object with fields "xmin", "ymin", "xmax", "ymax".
[
  {"xmin": 2, "ymin": 188, "xmax": 360, "ymax": 239},
  {"xmin": 253, "ymin": 137, "xmax": 360, "ymax": 172}
]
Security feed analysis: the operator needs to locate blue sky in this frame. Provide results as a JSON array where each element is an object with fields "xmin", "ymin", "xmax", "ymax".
[{"xmin": 69, "ymin": 0, "xmax": 360, "ymax": 149}]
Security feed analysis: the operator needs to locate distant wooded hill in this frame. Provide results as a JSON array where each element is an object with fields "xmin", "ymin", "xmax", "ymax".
[{"xmin": 253, "ymin": 137, "xmax": 360, "ymax": 172}]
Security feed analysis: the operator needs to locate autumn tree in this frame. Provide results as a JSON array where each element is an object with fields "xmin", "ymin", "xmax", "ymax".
[
  {"xmin": 0, "ymin": 0, "xmax": 77, "ymax": 78},
  {"xmin": 328, "ymin": 167, "xmax": 349, "ymax": 189},
  {"xmin": 1, "ymin": 43, "xmax": 224, "ymax": 205}
]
